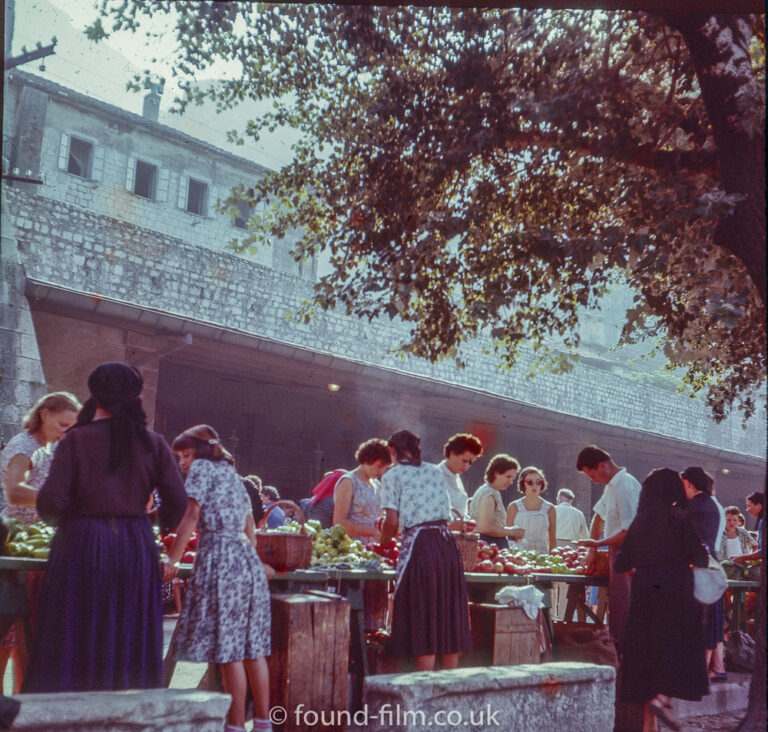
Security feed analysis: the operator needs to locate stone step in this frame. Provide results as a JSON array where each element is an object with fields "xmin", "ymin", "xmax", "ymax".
[{"xmin": 670, "ymin": 671, "xmax": 751, "ymax": 720}]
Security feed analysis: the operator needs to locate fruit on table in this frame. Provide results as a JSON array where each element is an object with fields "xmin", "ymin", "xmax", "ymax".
[
  {"xmin": 2, "ymin": 519, "xmax": 55, "ymax": 558},
  {"xmin": 157, "ymin": 528, "xmax": 199, "ymax": 565},
  {"xmin": 311, "ymin": 524, "xmax": 380, "ymax": 565},
  {"xmin": 468, "ymin": 540, "xmax": 587, "ymax": 575}
]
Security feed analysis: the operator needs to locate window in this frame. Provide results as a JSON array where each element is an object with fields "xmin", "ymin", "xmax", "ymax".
[
  {"xmin": 67, "ymin": 136, "xmax": 93, "ymax": 178},
  {"xmin": 233, "ymin": 200, "xmax": 252, "ymax": 229},
  {"xmin": 133, "ymin": 160, "xmax": 157, "ymax": 199},
  {"xmin": 186, "ymin": 178, "xmax": 208, "ymax": 215}
]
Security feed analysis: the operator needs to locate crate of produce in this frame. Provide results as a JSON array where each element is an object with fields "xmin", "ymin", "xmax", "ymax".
[
  {"xmin": 451, "ymin": 509, "xmax": 480, "ymax": 572},
  {"xmin": 465, "ymin": 602, "xmax": 540, "ymax": 667},
  {"xmin": 269, "ymin": 591, "xmax": 349, "ymax": 731},
  {"xmin": 256, "ymin": 500, "xmax": 313, "ymax": 571}
]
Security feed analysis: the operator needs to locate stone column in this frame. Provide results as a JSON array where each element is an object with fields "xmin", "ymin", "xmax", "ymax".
[{"xmin": 0, "ymin": 187, "xmax": 46, "ymax": 445}]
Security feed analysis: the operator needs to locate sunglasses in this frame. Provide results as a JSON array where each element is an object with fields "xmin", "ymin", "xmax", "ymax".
[{"xmin": 524, "ymin": 478, "xmax": 544, "ymax": 486}]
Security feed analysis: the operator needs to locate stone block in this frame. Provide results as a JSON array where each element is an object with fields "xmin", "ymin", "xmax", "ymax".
[
  {"xmin": 9, "ymin": 688, "xmax": 230, "ymax": 732},
  {"xmin": 363, "ymin": 662, "xmax": 615, "ymax": 732}
]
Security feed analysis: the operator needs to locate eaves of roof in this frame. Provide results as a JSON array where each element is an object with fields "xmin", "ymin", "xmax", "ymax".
[{"xmin": 8, "ymin": 69, "xmax": 273, "ymax": 177}]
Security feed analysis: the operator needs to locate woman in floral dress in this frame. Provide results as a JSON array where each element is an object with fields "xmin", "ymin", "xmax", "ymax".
[{"xmin": 164, "ymin": 424, "xmax": 274, "ymax": 732}]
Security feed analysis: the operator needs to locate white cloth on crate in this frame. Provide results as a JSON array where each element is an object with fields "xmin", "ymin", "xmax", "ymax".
[
  {"xmin": 511, "ymin": 497, "xmax": 554, "ymax": 554},
  {"xmin": 554, "ymin": 501, "xmax": 588, "ymax": 543},
  {"xmin": 380, "ymin": 462, "xmax": 451, "ymax": 532},
  {"xmin": 438, "ymin": 460, "xmax": 469, "ymax": 517},
  {"xmin": 592, "ymin": 468, "xmax": 640, "ymax": 539},
  {"xmin": 1, "ymin": 431, "xmax": 44, "ymax": 518},
  {"xmin": 494, "ymin": 585, "xmax": 546, "ymax": 620}
]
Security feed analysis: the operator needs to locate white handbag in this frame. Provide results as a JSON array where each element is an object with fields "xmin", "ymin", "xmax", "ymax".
[{"xmin": 693, "ymin": 553, "xmax": 728, "ymax": 604}]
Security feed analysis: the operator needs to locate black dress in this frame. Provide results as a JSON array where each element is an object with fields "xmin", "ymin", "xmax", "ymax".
[
  {"xmin": 614, "ymin": 504, "xmax": 709, "ymax": 704},
  {"xmin": 23, "ymin": 420, "xmax": 186, "ymax": 692},
  {"xmin": 688, "ymin": 492, "xmax": 725, "ymax": 650}
]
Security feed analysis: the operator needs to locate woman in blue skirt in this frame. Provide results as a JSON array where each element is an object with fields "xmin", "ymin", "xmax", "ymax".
[{"xmin": 23, "ymin": 362, "xmax": 187, "ymax": 692}]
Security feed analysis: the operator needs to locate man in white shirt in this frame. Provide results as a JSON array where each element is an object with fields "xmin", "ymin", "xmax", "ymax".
[
  {"xmin": 554, "ymin": 488, "xmax": 588, "ymax": 545},
  {"xmin": 576, "ymin": 445, "xmax": 640, "ymax": 651},
  {"xmin": 553, "ymin": 488, "xmax": 589, "ymax": 619},
  {"xmin": 438, "ymin": 433, "xmax": 483, "ymax": 522}
]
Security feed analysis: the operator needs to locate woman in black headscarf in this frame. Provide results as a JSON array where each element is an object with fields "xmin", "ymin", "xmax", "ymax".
[
  {"xmin": 614, "ymin": 468, "xmax": 709, "ymax": 731},
  {"xmin": 23, "ymin": 362, "xmax": 187, "ymax": 692}
]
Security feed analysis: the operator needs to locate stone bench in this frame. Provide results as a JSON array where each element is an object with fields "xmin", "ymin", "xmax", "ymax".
[
  {"xmin": 9, "ymin": 688, "xmax": 230, "ymax": 732},
  {"xmin": 363, "ymin": 662, "xmax": 616, "ymax": 731}
]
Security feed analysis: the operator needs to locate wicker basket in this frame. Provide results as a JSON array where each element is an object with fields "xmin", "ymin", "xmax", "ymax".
[
  {"xmin": 256, "ymin": 500, "xmax": 313, "ymax": 571},
  {"xmin": 451, "ymin": 509, "xmax": 480, "ymax": 572}
]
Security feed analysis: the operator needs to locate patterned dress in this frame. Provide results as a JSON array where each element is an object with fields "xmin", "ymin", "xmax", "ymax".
[
  {"xmin": 1, "ymin": 431, "xmax": 43, "ymax": 517},
  {"xmin": 334, "ymin": 470, "xmax": 381, "ymax": 547},
  {"xmin": 174, "ymin": 459, "xmax": 271, "ymax": 663}
]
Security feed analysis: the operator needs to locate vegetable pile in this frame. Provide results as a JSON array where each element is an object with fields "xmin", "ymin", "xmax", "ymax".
[{"xmin": 2, "ymin": 519, "xmax": 55, "ymax": 559}]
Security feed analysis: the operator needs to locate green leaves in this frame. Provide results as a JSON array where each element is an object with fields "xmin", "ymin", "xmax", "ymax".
[{"xmin": 90, "ymin": 3, "xmax": 765, "ymax": 422}]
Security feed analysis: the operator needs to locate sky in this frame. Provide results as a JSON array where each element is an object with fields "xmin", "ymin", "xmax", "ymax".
[{"xmin": 8, "ymin": 0, "xmax": 298, "ymax": 168}]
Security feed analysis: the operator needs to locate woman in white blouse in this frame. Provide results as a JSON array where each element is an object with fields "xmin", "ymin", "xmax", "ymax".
[
  {"xmin": 380, "ymin": 430, "xmax": 471, "ymax": 671},
  {"xmin": 719, "ymin": 505, "xmax": 757, "ymax": 559}
]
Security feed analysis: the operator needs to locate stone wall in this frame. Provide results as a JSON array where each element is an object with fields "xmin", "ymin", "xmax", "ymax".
[{"xmin": 6, "ymin": 186, "xmax": 765, "ymax": 459}]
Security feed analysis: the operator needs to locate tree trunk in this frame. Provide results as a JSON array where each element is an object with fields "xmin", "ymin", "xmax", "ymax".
[{"xmin": 665, "ymin": 14, "xmax": 766, "ymax": 305}]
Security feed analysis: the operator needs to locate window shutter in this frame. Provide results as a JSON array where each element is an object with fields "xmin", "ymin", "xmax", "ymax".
[
  {"xmin": 208, "ymin": 185, "xmax": 219, "ymax": 216},
  {"xmin": 125, "ymin": 156, "xmax": 136, "ymax": 192},
  {"xmin": 156, "ymin": 167, "xmax": 169, "ymax": 202},
  {"xmin": 58, "ymin": 133, "xmax": 70, "ymax": 170},
  {"xmin": 91, "ymin": 145, "xmax": 105, "ymax": 181},
  {"xmin": 178, "ymin": 174, "xmax": 189, "ymax": 209}
]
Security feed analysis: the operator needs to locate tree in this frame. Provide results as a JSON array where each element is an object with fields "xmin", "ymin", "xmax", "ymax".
[
  {"xmin": 88, "ymin": 4, "xmax": 765, "ymax": 727},
  {"xmin": 89, "ymin": 3, "xmax": 765, "ymax": 424}
]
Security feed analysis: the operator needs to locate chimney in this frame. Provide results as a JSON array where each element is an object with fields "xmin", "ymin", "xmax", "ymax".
[{"xmin": 142, "ymin": 79, "xmax": 164, "ymax": 122}]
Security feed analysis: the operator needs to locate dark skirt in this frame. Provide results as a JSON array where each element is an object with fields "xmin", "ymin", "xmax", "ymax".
[
  {"xmin": 621, "ymin": 564, "xmax": 708, "ymax": 705},
  {"xmin": 479, "ymin": 533, "xmax": 508, "ymax": 550},
  {"xmin": 22, "ymin": 516, "xmax": 164, "ymax": 693},
  {"xmin": 704, "ymin": 597, "xmax": 725, "ymax": 650},
  {"xmin": 391, "ymin": 526, "xmax": 472, "ymax": 657}
]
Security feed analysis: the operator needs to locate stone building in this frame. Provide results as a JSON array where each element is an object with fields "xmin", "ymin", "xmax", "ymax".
[{"xmin": 2, "ymin": 69, "xmax": 765, "ymax": 516}]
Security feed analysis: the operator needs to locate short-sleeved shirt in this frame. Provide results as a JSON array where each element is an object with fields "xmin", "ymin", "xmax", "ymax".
[
  {"xmin": 468, "ymin": 483, "xmax": 506, "ymax": 530},
  {"xmin": 1, "ymin": 431, "xmax": 44, "ymax": 518},
  {"xmin": 380, "ymin": 462, "xmax": 451, "ymax": 532},
  {"xmin": 593, "ymin": 468, "xmax": 640, "ymax": 539},
  {"xmin": 185, "ymin": 459, "xmax": 251, "ymax": 535},
  {"xmin": 438, "ymin": 460, "xmax": 468, "ymax": 517},
  {"xmin": 555, "ymin": 501, "xmax": 588, "ymax": 541},
  {"xmin": 334, "ymin": 471, "xmax": 381, "ymax": 531}
]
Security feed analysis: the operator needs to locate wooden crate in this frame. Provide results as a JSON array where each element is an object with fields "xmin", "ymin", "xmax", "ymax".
[
  {"xmin": 269, "ymin": 592, "xmax": 350, "ymax": 731},
  {"xmin": 466, "ymin": 602, "xmax": 540, "ymax": 666}
]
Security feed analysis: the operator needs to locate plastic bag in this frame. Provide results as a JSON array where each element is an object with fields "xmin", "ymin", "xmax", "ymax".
[{"xmin": 494, "ymin": 584, "xmax": 545, "ymax": 619}]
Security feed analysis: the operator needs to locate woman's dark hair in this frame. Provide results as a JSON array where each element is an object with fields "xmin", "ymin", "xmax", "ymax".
[
  {"xmin": 746, "ymin": 491, "xmax": 765, "ymax": 519},
  {"xmin": 576, "ymin": 445, "xmax": 611, "ymax": 471},
  {"xmin": 443, "ymin": 433, "xmax": 483, "ymax": 459},
  {"xmin": 171, "ymin": 424, "xmax": 234, "ymax": 466},
  {"xmin": 22, "ymin": 392, "xmax": 81, "ymax": 433},
  {"xmin": 387, "ymin": 430, "xmax": 421, "ymax": 466},
  {"xmin": 355, "ymin": 438, "xmax": 391, "ymax": 466},
  {"xmin": 76, "ymin": 362, "xmax": 151, "ymax": 473},
  {"xmin": 261, "ymin": 485, "xmax": 280, "ymax": 502},
  {"xmin": 517, "ymin": 466, "xmax": 548, "ymax": 495},
  {"xmin": 484, "ymin": 454, "xmax": 519, "ymax": 484},
  {"xmin": 681, "ymin": 466, "xmax": 713, "ymax": 496},
  {"xmin": 638, "ymin": 468, "xmax": 686, "ymax": 512}
]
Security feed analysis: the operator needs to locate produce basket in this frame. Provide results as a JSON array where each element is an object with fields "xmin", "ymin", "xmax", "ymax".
[
  {"xmin": 591, "ymin": 550, "xmax": 610, "ymax": 577},
  {"xmin": 256, "ymin": 500, "xmax": 313, "ymax": 571},
  {"xmin": 451, "ymin": 509, "xmax": 480, "ymax": 572}
]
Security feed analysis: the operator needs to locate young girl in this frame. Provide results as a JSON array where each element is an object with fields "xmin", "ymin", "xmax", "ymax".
[
  {"xmin": 164, "ymin": 425, "xmax": 274, "ymax": 732},
  {"xmin": 507, "ymin": 466, "xmax": 557, "ymax": 554}
]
